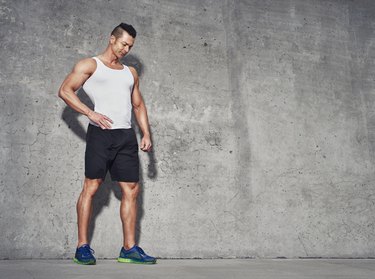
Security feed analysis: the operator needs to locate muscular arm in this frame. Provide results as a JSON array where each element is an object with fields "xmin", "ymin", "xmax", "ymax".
[
  {"xmin": 129, "ymin": 67, "xmax": 152, "ymax": 152},
  {"xmin": 57, "ymin": 58, "xmax": 113, "ymax": 129}
]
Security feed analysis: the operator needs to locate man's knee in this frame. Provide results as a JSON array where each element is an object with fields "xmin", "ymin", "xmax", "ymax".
[
  {"xmin": 82, "ymin": 177, "xmax": 103, "ymax": 197},
  {"xmin": 119, "ymin": 182, "xmax": 139, "ymax": 200}
]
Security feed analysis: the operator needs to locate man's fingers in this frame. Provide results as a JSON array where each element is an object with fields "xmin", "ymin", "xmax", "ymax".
[
  {"xmin": 103, "ymin": 115, "xmax": 113, "ymax": 123},
  {"xmin": 98, "ymin": 119, "xmax": 110, "ymax": 129},
  {"xmin": 89, "ymin": 112, "xmax": 111, "ymax": 129},
  {"xmin": 140, "ymin": 141, "xmax": 152, "ymax": 152},
  {"xmin": 99, "ymin": 117, "xmax": 112, "ymax": 129},
  {"xmin": 104, "ymin": 116, "xmax": 113, "ymax": 127},
  {"xmin": 104, "ymin": 120, "xmax": 111, "ymax": 129}
]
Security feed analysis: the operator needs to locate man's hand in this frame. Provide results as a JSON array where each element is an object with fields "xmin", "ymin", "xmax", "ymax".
[
  {"xmin": 140, "ymin": 135, "xmax": 152, "ymax": 152},
  {"xmin": 87, "ymin": 111, "xmax": 113, "ymax": 129}
]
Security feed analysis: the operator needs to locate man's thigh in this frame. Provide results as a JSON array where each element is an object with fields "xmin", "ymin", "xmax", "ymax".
[
  {"xmin": 109, "ymin": 129, "xmax": 139, "ymax": 182},
  {"xmin": 85, "ymin": 124, "xmax": 111, "ymax": 180}
]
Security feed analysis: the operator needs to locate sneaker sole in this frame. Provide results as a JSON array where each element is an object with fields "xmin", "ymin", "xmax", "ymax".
[
  {"xmin": 73, "ymin": 257, "xmax": 96, "ymax": 265},
  {"xmin": 117, "ymin": 257, "xmax": 156, "ymax": 264}
]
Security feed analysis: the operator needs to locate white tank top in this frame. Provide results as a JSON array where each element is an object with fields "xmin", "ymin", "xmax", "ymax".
[{"xmin": 82, "ymin": 56, "xmax": 134, "ymax": 129}]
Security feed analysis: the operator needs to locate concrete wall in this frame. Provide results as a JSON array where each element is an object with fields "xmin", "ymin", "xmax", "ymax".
[{"xmin": 1, "ymin": 0, "xmax": 375, "ymax": 259}]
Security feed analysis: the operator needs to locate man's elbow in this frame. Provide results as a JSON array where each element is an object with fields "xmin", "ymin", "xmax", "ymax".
[
  {"xmin": 57, "ymin": 90, "xmax": 64, "ymax": 99},
  {"xmin": 132, "ymin": 102, "xmax": 143, "ymax": 112},
  {"xmin": 58, "ymin": 87, "xmax": 70, "ymax": 100}
]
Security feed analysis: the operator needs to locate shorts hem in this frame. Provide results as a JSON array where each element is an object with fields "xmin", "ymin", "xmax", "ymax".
[
  {"xmin": 84, "ymin": 174, "xmax": 106, "ymax": 180},
  {"xmin": 111, "ymin": 177, "xmax": 139, "ymax": 183}
]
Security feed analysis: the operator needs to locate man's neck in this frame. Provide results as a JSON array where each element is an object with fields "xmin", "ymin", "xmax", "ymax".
[{"xmin": 98, "ymin": 49, "xmax": 120, "ymax": 65}]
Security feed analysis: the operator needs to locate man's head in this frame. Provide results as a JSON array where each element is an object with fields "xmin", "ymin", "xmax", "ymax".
[
  {"xmin": 111, "ymin": 23, "xmax": 137, "ymax": 39},
  {"xmin": 110, "ymin": 23, "xmax": 137, "ymax": 58}
]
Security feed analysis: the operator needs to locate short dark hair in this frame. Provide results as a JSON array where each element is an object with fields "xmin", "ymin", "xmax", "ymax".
[{"xmin": 111, "ymin": 23, "xmax": 137, "ymax": 39}]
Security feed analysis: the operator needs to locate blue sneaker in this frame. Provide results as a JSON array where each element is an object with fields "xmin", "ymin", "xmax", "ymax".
[
  {"xmin": 73, "ymin": 244, "xmax": 96, "ymax": 265},
  {"xmin": 118, "ymin": 245, "xmax": 157, "ymax": 264}
]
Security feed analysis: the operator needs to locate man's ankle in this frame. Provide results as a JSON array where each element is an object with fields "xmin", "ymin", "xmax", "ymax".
[
  {"xmin": 123, "ymin": 244, "xmax": 135, "ymax": 250},
  {"xmin": 77, "ymin": 242, "xmax": 89, "ymax": 248}
]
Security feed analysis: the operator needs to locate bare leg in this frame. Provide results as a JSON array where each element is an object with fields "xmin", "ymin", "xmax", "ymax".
[
  {"xmin": 76, "ymin": 177, "xmax": 103, "ymax": 247},
  {"xmin": 118, "ymin": 181, "xmax": 140, "ymax": 249}
]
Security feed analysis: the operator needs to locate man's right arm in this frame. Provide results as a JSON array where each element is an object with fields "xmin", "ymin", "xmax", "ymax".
[{"xmin": 57, "ymin": 58, "xmax": 113, "ymax": 129}]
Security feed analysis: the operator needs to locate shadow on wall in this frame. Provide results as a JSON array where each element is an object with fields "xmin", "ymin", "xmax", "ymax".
[{"xmin": 60, "ymin": 54, "xmax": 157, "ymax": 247}]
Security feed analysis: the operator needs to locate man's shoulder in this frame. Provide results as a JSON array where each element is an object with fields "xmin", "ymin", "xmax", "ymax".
[
  {"xmin": 73, "ymin": 57, "xmax": 97, "ymax": 74},
  {"xmin": 127, "ymin": 66, "xmax": 138, "ymax": 79}
]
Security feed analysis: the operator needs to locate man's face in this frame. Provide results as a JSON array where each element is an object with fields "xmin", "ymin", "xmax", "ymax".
[{"xmin": 110, "ymin": 31, "xmax": 135, "ymax": 58}]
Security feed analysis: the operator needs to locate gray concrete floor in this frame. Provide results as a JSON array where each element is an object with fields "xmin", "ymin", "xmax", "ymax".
[{"xmin": 1, "ymin": 259, "xmax": 375, "ymax": 279}]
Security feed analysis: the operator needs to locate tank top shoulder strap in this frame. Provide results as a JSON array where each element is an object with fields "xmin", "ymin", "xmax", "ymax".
[
  {"xmin": 91, "ymin": 56, "xmax": 103, "ymax": 72},
  {"xmin": 92, "ymin": 56, "xmax": 100, "ymax": 65}
]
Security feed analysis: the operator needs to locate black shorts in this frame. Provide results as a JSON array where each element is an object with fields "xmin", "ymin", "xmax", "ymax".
[{"xmin": 85, "ymin": 123, "xmax": 139, "ymax": 182}]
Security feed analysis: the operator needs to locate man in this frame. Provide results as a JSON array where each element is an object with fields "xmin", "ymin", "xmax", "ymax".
[{"xmin": 58, "ymin": 23, "xmax": 156, "ymax": 265}]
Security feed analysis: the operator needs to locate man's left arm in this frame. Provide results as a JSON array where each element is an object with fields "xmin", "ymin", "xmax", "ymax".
[{"xmin": 129, "ymin": 67, "xmax": 152, "ymax": 152}]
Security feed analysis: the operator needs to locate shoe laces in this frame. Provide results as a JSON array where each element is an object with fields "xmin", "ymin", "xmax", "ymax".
[
  {"xmin": 81, "ymin": 245, "xmax": 95, "ymax": 256},
  {"xmin": 135, "ymin": 246, "xmax": 145, "ymax": 256}
]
